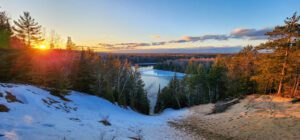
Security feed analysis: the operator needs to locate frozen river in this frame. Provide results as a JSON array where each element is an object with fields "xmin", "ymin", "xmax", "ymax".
[{"xmin": 139, "ymin": 66, "xmax": 185, "ymax": 114}]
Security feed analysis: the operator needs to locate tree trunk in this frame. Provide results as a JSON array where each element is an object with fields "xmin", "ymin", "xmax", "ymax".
[
  {"xmin": 269, "ymin": 80, "xmax": 275, "ymax": 94},
  {"xmin": 27, "ymin": 29, "xmax": 31, "ymax": 47},
  {"xmin": 264, "ymin": 80, "xmax": 270, "ymax": 94},
  {"xmin": 292, "ymin": 75, "xmax": 299, "ymax": 97},
  {"xmin": 174, "ymin": 86, "xmax": 181, "ymax": 108},
  {"xmin": 208, "ymin": 85, "xmax": 211, "ymax": 103},
  {"xmin": 277, "ymin": 49, "xmax": 289, "ymax": 96}
]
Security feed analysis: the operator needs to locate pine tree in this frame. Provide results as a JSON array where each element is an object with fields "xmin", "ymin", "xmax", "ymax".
[
  {"xmin": 208, "ymin": 56, "xmax": 227, "ymax": 102},
  {"xmin": 185, "ymin": 63, "xmax": 209, "ymax": 105},
  {"xmin": 13, "ymin": 12, "xmax": 43, "ymax": 47},
  {"xmin": 0, "ymin": 9, "xmax": 12, "ymax": 48},
  {"xmin": 130, "ymin": 65, "xmax": 149, "ymax": 114},
  {"xmin": 155, "ymin": 74, "xmax": 187, "ymax": 113},
  {"xmin": 73, "ymin": 49, "xmax": 98, "ymax": 94},
  {"xmin": 259, "ymin": 13, "xmax": 300, "ymax": 96}
]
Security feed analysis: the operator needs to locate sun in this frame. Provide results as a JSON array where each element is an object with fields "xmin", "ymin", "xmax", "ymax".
[{"xmin": 39, "ymin": 45, "xmax": 47, "ymax": 50}]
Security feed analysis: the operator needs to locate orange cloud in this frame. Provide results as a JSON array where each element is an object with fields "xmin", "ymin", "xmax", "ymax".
[
  {"xmin": 150, "ymin": 35, "xmax": 161, "ymax": 39},
  {"xmin": 181, "ymin": 36, "xmax": 192, "ymax": 41}
]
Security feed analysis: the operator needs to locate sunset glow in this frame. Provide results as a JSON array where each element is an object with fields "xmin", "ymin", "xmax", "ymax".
[
  {"xmin": 0, "ymin": 1, "xmax": 299, "ymax": 140},
  {"xmin": 39, "ymin": 45, "xmax": 47, "ymax": 50},
  {"xmin": 1, "ymin": 0, "xmax": 299, "ymax": 53}
]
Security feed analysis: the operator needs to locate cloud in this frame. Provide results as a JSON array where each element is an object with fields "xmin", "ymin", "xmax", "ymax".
[
  {"xmin": 98, "ymin": 43, "xmax": 153, "ymax": 50},
  {"xmin": 98, "ymin": 43, "xmax": 114, "ymax": 48},
  {"xmin": 150, "ymin": 35, "xmax": 161, "ymax": 39},
  {"xmin": 170, "ymin": 28, "xmax": 272, "ymax": 44},
  {"xmin": 181, "ymin": 35, "xmax": 229, "ymax": 42},
  {"xmin": 230, "ymin": 28, "xmax": 272, "ymax": 40},
  {"xmin": 170, "ymin": 35, "xmax": 229, "ymax": 43},
  {"xmin": 97, "ymin": 27, "xmax": 272, "ymax": 50},
  {"xmin": 151, "ymin": 41, "xmax": 166, "ymax": 46},
  {"xmin": 115, "ymin": 43, "xmax": 152, "ymax": 49}
]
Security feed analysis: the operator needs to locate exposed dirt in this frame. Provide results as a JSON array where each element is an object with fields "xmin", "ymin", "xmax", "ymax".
[
  {"xmin": 5, "ymin": 91, "xmax": 23, "ymax": 103},
  {"xmin": 172, "ymin": 95, "xmax": 300, "ymax": 140},
  {"xmin": 42, "ymin": 97, "xmax": 77, "ymax": 113},
  {"xmin": 69, "ymin": 117, "xmax": 81, "ymax": 122},
  {"xmin": 0, "ymin": 104, "xmax": 9, "ymax": 112},
  {"xmin": 42, "ymin": 87, "xmax": 71, "ymax": 102},
  {"xmin": 99, "ymin": 119, "xmax": 111, "ymax": 126}
]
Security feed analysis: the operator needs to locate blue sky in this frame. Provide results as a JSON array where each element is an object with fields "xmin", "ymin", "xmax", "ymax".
[{"xmin": 1, "ymin": 0, "xmax": 299, "ymax": 52}]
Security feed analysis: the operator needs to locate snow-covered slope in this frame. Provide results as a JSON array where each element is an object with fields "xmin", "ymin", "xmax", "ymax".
[{"xmin": 0, "ymin": 83, "xmax": 192, "ymax": 140}]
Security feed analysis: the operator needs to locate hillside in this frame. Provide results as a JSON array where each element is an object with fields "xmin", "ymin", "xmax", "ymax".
[
  {"xmin": 0, "ymin": 83, "xmax": 195, "ymax": 140},
  {"xmin": 1, "ymin": 83, "xmax": 300, "ymax": 140},
  {"xmin": 171, "ymin": 95, "xmax": 300, "ymax": 140}
]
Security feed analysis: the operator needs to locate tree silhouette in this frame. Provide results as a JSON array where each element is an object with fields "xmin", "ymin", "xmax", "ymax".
[
  {"xmin": 13, "ymin": 12, "xmax": 43, "ymax": 47},
  {"xmin": 0, "ymin": 9, "xmax": 12, "ymax": 48},
  {"xmin": 66, "ymin": 36, "xmax": 75, "ymax": 50}
]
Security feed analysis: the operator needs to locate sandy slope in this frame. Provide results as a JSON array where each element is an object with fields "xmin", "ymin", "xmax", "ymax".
[{"xmin": 172, "ymin": 95, "xmax": 300, "ymax": 140}]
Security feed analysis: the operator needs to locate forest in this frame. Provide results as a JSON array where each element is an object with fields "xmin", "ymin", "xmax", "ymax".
[
  {"xmin": 0, "ymin": 8, "xmax": 299, "ymax": 115},
  {"xmin": 155, "ymin": 14, "xmax": 300, "ymax": 112}
]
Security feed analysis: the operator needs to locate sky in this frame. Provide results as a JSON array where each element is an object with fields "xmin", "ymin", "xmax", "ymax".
[{"xmin": 1, "ymin": 0, "xmax": 300, "ymax": 53}]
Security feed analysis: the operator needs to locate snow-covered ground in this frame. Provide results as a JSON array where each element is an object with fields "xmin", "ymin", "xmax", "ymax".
[{"xmin": 0, "ymin": 83, "xmax": 194, "ymax": 140}]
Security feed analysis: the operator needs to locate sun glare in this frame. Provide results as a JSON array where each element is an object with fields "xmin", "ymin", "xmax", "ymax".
[{"xmin": 39, "ymin": 45, "xmax": 47, "ymax": 50}]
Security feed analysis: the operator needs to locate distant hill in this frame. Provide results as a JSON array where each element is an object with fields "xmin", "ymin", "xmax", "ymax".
[{"xmin": 114, "ymin": 46, "xmax": 243, "ymax": 54}]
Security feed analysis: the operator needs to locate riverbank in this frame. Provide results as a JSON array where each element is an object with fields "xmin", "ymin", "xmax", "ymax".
[{"xmin": 171, "ymin": 95, "xmax": 300, "ymax": 140}]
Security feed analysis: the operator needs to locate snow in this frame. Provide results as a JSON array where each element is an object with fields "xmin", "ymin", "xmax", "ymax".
[{"xmin": 0, "ymin": 83, "xmax": 192, "ymax": 140}]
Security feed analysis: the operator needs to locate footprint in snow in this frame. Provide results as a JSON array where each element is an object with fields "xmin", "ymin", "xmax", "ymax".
[{"xmin": 42, "ymin": 123, "xmax": 55, "ymax": 127}]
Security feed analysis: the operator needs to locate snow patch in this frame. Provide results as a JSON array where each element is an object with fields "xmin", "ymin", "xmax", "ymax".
[
  {"xmin": 23, "ymin": 115, "xmax": 33, "ymax": 124},
  {"xmin": 4, "ymin": 130, "xmax": 18, "ymax": 140},
  {"xmin": 0, "ymin": 83, "xmax": 192, "ymax": 140}
]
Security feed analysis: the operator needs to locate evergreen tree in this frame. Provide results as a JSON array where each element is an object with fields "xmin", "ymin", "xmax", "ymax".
[
  {"xmin": 155, "ymin": 74, "xmax": 187, "ymax": 113},
  {"xmin": 73, "ymin": 49, "xmax": 99, "ymax": 94},
  {"xmin": 130, "ymin": 65, "xmax": 149, "ymax": 114},
  {"xmin": 13, "ymin": 12, "xmax": 43, "ymax": 47},
  {"xmin": 0, "ymin": 9, "xmax": 12, "ymax": 48},
  {"xmin": 208, "ymin": 56, "xmax": 227, "ymax": 102},
  {"xmin": 258, "ymin": 13, "xmax": 300, "ymax": 96},
  {"xmin": 185, "ymin": 63, "xmax": 209, "ymax": 105}
]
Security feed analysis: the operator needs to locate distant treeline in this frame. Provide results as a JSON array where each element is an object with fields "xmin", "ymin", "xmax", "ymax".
[
  {"xmin": 155, "ymin": 13, "xmax": 300, "ymax": 113},
  {"xmin": 154, "ymin": 57, "xmax": 215, "ymax": 73},
  {"xmin": 108, "ymin": 53, "xmax": 221, "ymax": 64}
]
